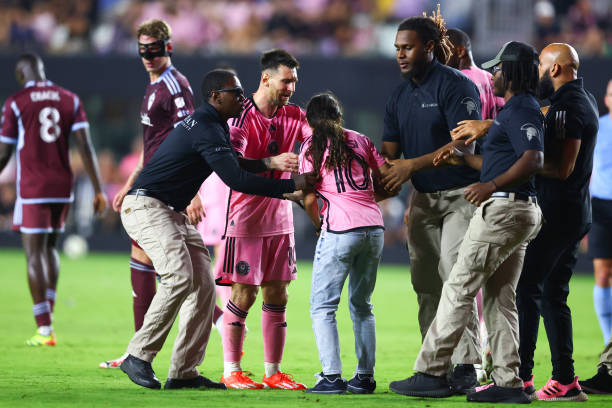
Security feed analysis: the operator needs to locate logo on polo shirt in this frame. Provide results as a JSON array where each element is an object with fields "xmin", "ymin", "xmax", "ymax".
[
  {"xmin": 461, "ymin": 97, "xmax": 478, "ymax": 116},
  {"xmin": 236, "ymin": 261, "xmax": 250, "ymax": 276},
  {"xmin": 421, "ymin": 103, "xmax": 438, "ymax": 108},
  {"xmin": 520, "ymin": 123, "xmax": 540, "ymax": 141}
]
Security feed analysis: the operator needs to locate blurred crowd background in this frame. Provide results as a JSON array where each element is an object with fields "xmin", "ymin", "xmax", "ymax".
[{"xmin": 0, "ymin": 0, "xmax": 610, "ymax": 260}]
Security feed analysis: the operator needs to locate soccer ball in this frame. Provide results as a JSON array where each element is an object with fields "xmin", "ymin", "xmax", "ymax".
[{"xmin": 62, "ymin": 234, "xmax": 88, "ymax": 259}]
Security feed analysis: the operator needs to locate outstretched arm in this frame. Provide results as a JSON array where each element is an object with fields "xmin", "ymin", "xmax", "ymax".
[{"xmin": 73, "ymin": 128, "xmax": 107, "ymax": 215}]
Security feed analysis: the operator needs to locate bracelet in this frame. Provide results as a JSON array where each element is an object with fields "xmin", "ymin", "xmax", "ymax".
[{"xmin": 490, "ymin": 179, "xmax": 498, "ymax": 190}]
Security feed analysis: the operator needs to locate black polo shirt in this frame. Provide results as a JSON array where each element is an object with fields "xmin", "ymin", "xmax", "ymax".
[
  {"xmin": 383, "ymin": 59, "xmax": 481, "ymax": 192},
  {"xmin": 133, "ymin": 102, "xmax": 295, "ymax": 211},
  {"xmin": 536, "ymin": 78, "xmax": 599, "ymax": 209},
  {"xmin": 480, "ymin": 93, "xmax": 544, "ymax": 196}
]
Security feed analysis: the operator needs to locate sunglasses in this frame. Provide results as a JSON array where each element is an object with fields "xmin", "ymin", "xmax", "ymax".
[
  {"xmin": 214, "ymin": 87, "xmax": 245, "ymax": 98},
  {"xmin": 491, "ymin": 65, "xmax": 502, "ymax": 74}
]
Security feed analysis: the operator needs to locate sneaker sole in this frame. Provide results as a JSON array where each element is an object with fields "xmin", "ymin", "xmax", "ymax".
[
  {"xmin": 347, "ymin": 385, "xmax": 374, "ymax": 394},
  {"xmin": 537, "ymin": 392, "xmax": 588, "ymax": 402},
  {"xmin": 580, "ymin": 385, "xmax": 612, "ymax": 395},
  {"xmin": 389, "ymin": 384, "xmax": 453, "ymax": 398},
  {"xmin": 305, "ymin": 389, "xmax": 346, "ymax": 394}
]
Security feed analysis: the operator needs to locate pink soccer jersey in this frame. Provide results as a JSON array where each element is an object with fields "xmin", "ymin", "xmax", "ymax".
[
  {"xmin": 197, "ymin": 172, "xmax": 230, "ymax": 246},
  {"xmin": 224, "ymin": 98, "xmax": 311, "ymax": 237},
  {"xmin": 0, "ymin": 80, "xmax": 88, "ymax": 201},
  {"xmin": 299, "ymin": 129, "xmax": 385, "ymax": 232},
  {"xmin": 140, "ymin": 65, "xmax": 194, "ymax": 165},
  {"xmin": 461, "ymin": 66, "xmax": 505, "ymax": 120}
]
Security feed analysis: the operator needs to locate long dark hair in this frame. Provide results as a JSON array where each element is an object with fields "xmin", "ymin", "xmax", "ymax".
[{"xmin": 305, "ymin": 93, "xmax": 367, "ymax": 179}]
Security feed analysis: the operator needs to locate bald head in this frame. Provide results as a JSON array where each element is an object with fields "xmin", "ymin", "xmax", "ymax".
[
  {"xmin": 540, "ymin": 43, "xmax": 579, "ymax": 76},
  {"xmin": 15, "ymin": 53, "xmax": 45, "ymax": 88}
]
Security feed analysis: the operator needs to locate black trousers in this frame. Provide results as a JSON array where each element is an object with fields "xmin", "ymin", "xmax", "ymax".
[{"xmin": 516, "ymin": 200, "xmax": 590, "ymax": 384}]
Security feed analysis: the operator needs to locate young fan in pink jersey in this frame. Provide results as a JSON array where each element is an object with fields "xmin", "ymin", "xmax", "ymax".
[
  {"xmin": 214, "ymin": 49, "xmax": 310, "ymax": 390},
  {"xmin": 300, "ymin": 93, "xmax": 392, "ymax": 394}
]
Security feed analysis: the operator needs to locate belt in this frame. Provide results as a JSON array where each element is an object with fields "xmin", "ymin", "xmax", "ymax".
[
  {"xmin": 126, "ymin": 188, "xmax": 176, "ymax": 211},
  {"xmin": 491, "ymin": 192, "xmax": 537, "ymax": 204}
]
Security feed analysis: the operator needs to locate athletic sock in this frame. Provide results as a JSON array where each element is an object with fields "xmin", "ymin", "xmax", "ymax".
[
  {"xmin": 222, "ymin": 300, "xmax": 248, "ymax": 367},
  {"xmin": 33, "ymin": 301, "xmax": 51, "ymax": 328},
  {"xmin": 130, "ymin": 258, "xmax": 156, "ymax": 331},
  {"xmin": 38, "ymin": 325, "xmax": 52, "ymax": 336},
  {"xmin": 264, "ymin": 362, "xmax": 281, "ymax": 378},
  {"xmin": 262, "ymin": 303, "xmax": 287, "ymax": 367},
  {"xmin": 213, "ymin": 304, "xmax": 224, "ymax": 325},
  {"xmin": 593, "ymin": 285, "xmax": 612, "ymax": 344},
  {"xmin": 45, "ymin": 288, "xmax": 56, "ymax": 312},
  {"xmin": 224, "ymin": 361, "xmax": 241, "ymax": 378}
]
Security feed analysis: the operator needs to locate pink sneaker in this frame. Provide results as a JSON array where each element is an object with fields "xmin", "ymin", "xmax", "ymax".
[
  {"xmin": 536, "ymin": 377, "xmax": 588, "ymax": 401},
  {"xmin": 523, "ymin": 375, "xmax": 538, "ymax": 401}
]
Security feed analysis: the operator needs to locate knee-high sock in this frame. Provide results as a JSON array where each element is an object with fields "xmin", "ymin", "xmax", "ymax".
[
  {"xmin": 46, "ymin": 288, "xmax": 56, "ymax": 313},
  {"xmin": 594, "ymin": 285, "xmax": 612, "ymax": 344},
  {"xmin": 129, "ymin": 258, "xmax": 156, "ymax": 331},
  {"xmin": 222, "ymin": 300, "xmax": 248, "ymax": 362},
  {"xmin": 213, "ymin": 304, "xmax": 224, "ymax": 324},
  {"xmin": 262, "ymin": 303, "xmax": 287, "ymax": 364}
]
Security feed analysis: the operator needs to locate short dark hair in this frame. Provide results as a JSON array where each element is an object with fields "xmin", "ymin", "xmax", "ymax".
[
  {"xmin": 260, "ymin": 49, "xmax": 299, "ymax": 72},
  {"xmin": 201, "ymin": 69, "xmax": 236, "ymax": 100},
  {"xmin": 16, "ymin": 52, "xmax": 43, "ymax": 70},
  {"xmin": 397, "ymin": 16, "xmax": 451, "ymax": 64},
  {"xmin": 501, "ymin": 60, "xmax": 539, "ymax": 94},
  {"xmin": 447, "ymin": 28, "xmax": 471, "ymax": 51}
]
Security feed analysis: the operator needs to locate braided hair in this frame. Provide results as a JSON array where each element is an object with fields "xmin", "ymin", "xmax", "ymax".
[
  {"xmin": 397, "ymin": 4, "xmax": 452, "ymax": 64},
  {"xmin": 305, "ymin": 93, "xmax": 367, "ymax": 180}
]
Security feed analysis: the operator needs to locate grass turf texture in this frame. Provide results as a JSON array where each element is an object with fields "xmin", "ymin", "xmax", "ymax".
[{"xmin": 1, "ymin": 249, "xmax": 611, "ymax": 408}]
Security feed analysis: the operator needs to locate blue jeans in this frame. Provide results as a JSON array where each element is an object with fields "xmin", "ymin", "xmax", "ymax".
[{"xmin": 310, "ymin": 227, "xmax": 384, "ymax": 376}]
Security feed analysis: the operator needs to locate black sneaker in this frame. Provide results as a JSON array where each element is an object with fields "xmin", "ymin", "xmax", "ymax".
[
  {"xmin": 389, "ymin": 372, "xmax": 453, "ymax": 398},
  {"xmin": 466, "ymin": 383, "xmax": 530, "ymax": 404},
  {"xmin": 164, "ymin": 375, "xmax": 227, "ymax": 390},
  {"xmin": 450, "ymin": 364, "xmax": 479, "ymax": 394},
  {"xmin": 347, "ymin": 374, "xmax": 376, "ymax": 394},
  {"xmin": 306, "ymin": 373, "xmax": 347, "ymax": 394},
  {"xmin": 120, "ymin": 354, "xmax": 161, "ymax": 389},
  {"xmin": 579, "ymin": 365, "xmax": 612, "ymax": 394}
]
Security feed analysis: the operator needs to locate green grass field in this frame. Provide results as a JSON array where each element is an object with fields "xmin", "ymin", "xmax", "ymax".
[{"xmin": 1, "ymin": 249, "xmax": 611, "ymax": 407}]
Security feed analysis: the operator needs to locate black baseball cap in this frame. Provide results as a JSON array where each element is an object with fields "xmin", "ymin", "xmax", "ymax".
[{"xmin": 482, "ymin": 41, "xmax": 539, "ymax": 69}]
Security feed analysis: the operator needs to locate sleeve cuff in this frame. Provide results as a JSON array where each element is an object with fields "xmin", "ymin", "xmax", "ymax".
[
  {"xmin": 0, "ymin": 136, "xmax": 17, "ymax": 144},
  {"xmin": 71, "ymin": 122, "xmax": 89, "ymax": 132}
]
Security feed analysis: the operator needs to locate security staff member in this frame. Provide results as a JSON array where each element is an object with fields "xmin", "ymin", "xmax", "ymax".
[
  {"xmin": 380, "ymin": 15, "xmax": 482, "ymax": 391},
  {"xmin": 390, "ymin": 41, "xmax": 544, "ymax": 404},
  {"xmin": 118, "ymin": 69, "xmax": 313, "ymax": 390},
  {"xmin": 516, "ymin": 43, "xmax": 597, "ymax": 401}
]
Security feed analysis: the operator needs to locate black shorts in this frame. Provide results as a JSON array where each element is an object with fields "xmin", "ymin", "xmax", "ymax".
[{"xmin": 589, "ymin": 197, "xmax": 612, "ymax": 258}]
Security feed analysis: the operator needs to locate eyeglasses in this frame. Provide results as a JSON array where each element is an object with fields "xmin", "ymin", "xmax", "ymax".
[
  {"xmin": 491, "ymin": 65, "xmax": 502, "ymax": 74},
  {"xmin": 213, "ymin": 87, "xmax": 245, "ymax": 98}
]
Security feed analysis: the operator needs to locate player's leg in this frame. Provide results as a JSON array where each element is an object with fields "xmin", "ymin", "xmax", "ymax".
[
  {"xmin": 22, "ymin": 232, "xmax": 56, "ymax": 346},
  {"xmin": 346, "ymin": 227, "xmax": 384, "ymax": 394},
  {"xmin": 594, "ymin": 259, "xmax": 612, "ymax": 344},
  {"xmin": 43, "ymin": 232, "xmax": 60, "ymax": 312},
  {"xmin": 307, "ymin": 230, "xmax": 352, "ymax": 394},
  {"xmin": 130, "ymin": 243, "xmax": 156, "ymax": 331}
]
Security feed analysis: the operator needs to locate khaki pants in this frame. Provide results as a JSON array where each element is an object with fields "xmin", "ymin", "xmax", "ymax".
[
  {"xmin": 120, "ymin": 194, "xmax": 216, "ymax": 379},
  {"xmin": 600, "ymin": 341, "xmax": 612, "ymax": 373},
  {"xmin": 414, "ymin": 197, "xmax": 543, "ymax": 388},
  {"xmin": 406, "ymin": 187, "xmax": 481, "ymax": 364}
]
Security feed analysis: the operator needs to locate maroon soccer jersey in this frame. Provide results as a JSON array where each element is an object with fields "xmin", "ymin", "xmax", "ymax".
[
  {"xmin": 140, "ymin": 65, "xmax": 194, "ymax": 165},
  {"xmin": 0, "ymin": 80, "xmax": 88, "ymax": 201}
]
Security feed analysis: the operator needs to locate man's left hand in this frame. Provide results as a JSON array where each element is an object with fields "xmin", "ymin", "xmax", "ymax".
[
  {"xmin": 464, "ymin": 182, "xmax": 496, "ymax": 206},
  {"xmin": 269, "ymin": 152, "xmax": 299, "ymax": 173},
  {"xmin": 186, "ymin": 194, "xmax": 205, "ymax": 225}
]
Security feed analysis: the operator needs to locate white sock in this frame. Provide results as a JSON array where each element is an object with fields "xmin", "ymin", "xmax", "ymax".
[
  {"xmin": 264, "ymin": 362, "xmax": 281, "ymax": 377},
  {"xmin": 215, "ymin": 314, "xmax": 224, "ymax": 339},
  {"xmin": 38, "ymin": 325, "xmax": 52, "ymax": 336},
  {"xmin": 224, "ymin": 361, "xmax": 241, "ymax": 377}
]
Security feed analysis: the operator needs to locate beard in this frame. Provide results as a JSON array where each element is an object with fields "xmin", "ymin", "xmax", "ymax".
[{"xmin": 537, "ymin": 70, "xmax": 555, "ymax": 99}]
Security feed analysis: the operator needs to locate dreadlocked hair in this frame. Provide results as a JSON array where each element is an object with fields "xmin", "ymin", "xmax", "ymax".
[
  {"xmin": 305, "ymin": 93, "xmax": 367, "ymax": 180},
  {"xmin": 500, "ymin": 59, "xmax": 539, "ymax": 95},
  {"xmin": 398, "ymin": 3, "xmax": 452, "ymax": 64}
]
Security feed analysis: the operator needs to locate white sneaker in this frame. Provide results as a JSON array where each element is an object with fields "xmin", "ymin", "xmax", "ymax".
[{"xmin": 99, "ymin": 352, "xmax": 128, "ymax": 369}]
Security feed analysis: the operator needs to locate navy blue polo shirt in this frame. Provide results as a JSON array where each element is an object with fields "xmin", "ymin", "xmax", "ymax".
[
  {"xmin": 133, "ymin": 102, "xmax": 295, "ymax": 211},
  {"xmin": 536, "ymin": 78, "xmax": 599, "ymax": 208},
  {"xmin": 383, "ymin": 59, "xmax": 481, "ymax": 192},
  {"xmin": 480, "ymin": 93, "xmax": 544, "ymax": 196}
]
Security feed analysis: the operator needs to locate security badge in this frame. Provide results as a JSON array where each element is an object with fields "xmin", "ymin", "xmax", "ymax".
[
  {"xmin": 520, "ymin": 123, "xmax": 540, "ymax": 142},
  {"xmin": 461, "ymin": 97, "xmax": 478, "ymax": 116}
]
